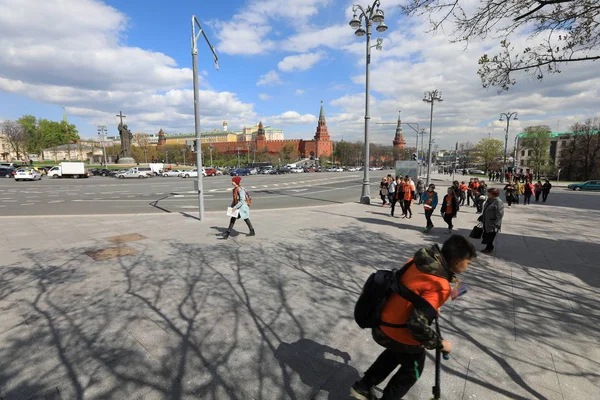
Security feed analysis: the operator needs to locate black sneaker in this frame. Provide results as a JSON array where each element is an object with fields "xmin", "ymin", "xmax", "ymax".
[{"xmin": 350, "ymin": 381, "xmax": 378, "ymax": 400}]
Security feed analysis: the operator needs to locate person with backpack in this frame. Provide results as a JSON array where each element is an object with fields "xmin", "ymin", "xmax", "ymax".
[
  {"xmin": 379, "ymin": 177, "xmax": 389, "ymax": 206},
  {"xmin": 441, "ymin": 187, "xmax": 459, "ymax": 233},
  {"xmin": 421, "ymin": 183, "xmax": 438, "ymax": 232},
  {"xmin": 350, "ymin": 235, "xmax": 477, "ymax": 400},
  {"xmin": 222, "ymin": 176, "xmax": 255, "ymax": 239},
  {"xmin": 534, "ymin": 180, "xmax": 543, "ymax": 202}
]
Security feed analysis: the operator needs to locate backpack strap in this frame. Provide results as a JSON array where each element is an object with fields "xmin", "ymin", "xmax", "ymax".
[{"xmin": 380, "ymin": 260, "xmax": 439, "ymax": 328}]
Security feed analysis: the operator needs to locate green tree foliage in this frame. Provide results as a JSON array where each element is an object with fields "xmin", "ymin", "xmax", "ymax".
[
  {"xmin": 16, "ymin": 116, "xmax": 80, "ymax": 156},
  {"xmin": 521, "ymin": 125, "xmax": 552, "ymax": 176},
  {"xmin": 475, "ymin": 138, "xmax": 504, "ymax": 172},
  {"xmin": 401, "ymin": 0, "xmax": 600, "ymax": 91}
]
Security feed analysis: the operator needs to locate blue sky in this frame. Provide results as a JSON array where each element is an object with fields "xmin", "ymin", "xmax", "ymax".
[{"xmin": 1, "ymin": 0, "xmax": 598, "ymax": 148}]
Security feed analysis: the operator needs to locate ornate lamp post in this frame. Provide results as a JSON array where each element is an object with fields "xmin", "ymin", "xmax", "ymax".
[
  {"xmin": 423, "ymin": 90, "xmax": 443, "ymax": 187},
  {"xmin": 96, "ymin": 125, "xmax": 108, "ymax": 165},
  {"xmin": 499, "ymin": 112, "xmax": 518, "ymax": 183},
  {"xmin": 349, "ymin": 0, "xmax": 387, "ymax": 204}
]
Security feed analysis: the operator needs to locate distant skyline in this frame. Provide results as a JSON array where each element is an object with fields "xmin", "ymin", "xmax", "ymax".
[{"xmin": 0, "ymin": 0, "xmax": 598, "ymax": 148}]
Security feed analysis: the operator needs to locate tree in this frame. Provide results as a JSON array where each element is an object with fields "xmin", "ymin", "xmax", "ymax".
[
  {"xmin": 560, "ymin": 119, "xmax": 600, "ymax": 180},
  {"xmin": 133, "ymin": 133, "xmax": 152, "ymax": 164},
  {"xmin": 1, "ymin": 120, "xmax": 28, "ymax": 160},
  {"xmin": 401, "ymin": 0, "xmax": 600, "ymax": 91},
  {"xmin": 18, "ymin": 115, "xmax": 40, "ymax": 154},
  {"xmin": 475, "ymin": 138, "xmax": 503, "ymax": 172},
  {"xmin": 521, "ymin": 125, "xmax": 552, "ymax": 177},
  {"xmin": 282, "ymin": 142, "xmax": 297, "ymax": 162}
]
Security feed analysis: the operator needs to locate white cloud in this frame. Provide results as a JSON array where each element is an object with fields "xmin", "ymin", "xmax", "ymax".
[
  {"xmin": 258, "ymin": 93, "xmax": 272, "ymax": 101},
  {"xmin": 295, "ymin": 89, "xmax": 305, "ymax": 95},
  {"xmin": 282, "ymin": 25, "xmax": 353, "ymax": 53},
  {"xmin": 266, "ymin": 111, "xmax": 317, "ymax": 125},
  {"xmin": 256, "ymin": 70, "xmax": 283, "ymax": 86},
  {"xmin": 278, "ymin": 52, "xmax": 324, "ymax": 72}
]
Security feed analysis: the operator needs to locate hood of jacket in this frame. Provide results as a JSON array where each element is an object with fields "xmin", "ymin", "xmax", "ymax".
[{"xmin": 413, "ymin": 244, "xmax": 453, "ymax": 281}]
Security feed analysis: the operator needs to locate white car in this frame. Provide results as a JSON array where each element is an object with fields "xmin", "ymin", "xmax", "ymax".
[
  {"xmin": 116, "ymin": 169, "xmax": 147, "ymax": 179},
  {"xmin": 347, "ymin": 167, "xmax": 358, "ymax": 172},
  {"xmin": 291, "ymin": 167, "xmax": 304, "ymax": 173},
  {"xmin": 14, "ymin": 168, "xmax": 42, "ymax": 181},
  {"xmin": 182, "ymin": 168, "xmax": 206, "ymax": 178},
  {"xmin": 163, "ymin": 169, "xmax": 183, "ymax": 177}
]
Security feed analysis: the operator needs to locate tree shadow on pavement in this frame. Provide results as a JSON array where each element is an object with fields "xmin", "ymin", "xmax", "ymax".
[{"xmin": 1, "ymin": 218, "xmax": 599, "ymax": 399}]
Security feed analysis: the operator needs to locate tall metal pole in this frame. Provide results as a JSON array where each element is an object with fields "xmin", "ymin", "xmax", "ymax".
[
  {"xmin": 499, "ymin": 112, "xmax": 518, "ymax": 183},
  {"xmin": 97, "ymin": 125, "xmax": 108, "ymax": 166},
  {"xmin": 191, "ymin": 16, "xmax": 218, "ymax": 221},
  {"xmin": 427, "ymin": 100, "xmax": 434, "ymax": 187},
  {"xmin": 360, "ymin": 19, "xmax": 372, "ymax": 204},
  {"xmin": 513, "ymin": 135, "xmax": 518, "ymax": 171},
  {"xmin": 420, "ymin": 129, "xmax": 425, "ymax": 178}
]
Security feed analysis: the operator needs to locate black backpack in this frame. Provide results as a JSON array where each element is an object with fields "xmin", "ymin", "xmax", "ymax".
[{"xmin": 354, "ymin": 261, "xmax": 438, "ymax": 329}]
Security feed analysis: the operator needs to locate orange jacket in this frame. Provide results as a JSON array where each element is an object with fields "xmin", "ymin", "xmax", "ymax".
[{"xmin": 380, "ymin": 261, "xmax": 451, "ymax": 346}]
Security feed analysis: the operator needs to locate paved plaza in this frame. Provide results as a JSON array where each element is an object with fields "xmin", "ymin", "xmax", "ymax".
[{"xmin": 1, "ymin": 188, "xmax": 599, "ymax": 399}]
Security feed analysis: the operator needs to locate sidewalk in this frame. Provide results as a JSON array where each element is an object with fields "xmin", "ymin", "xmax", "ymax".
[{"xmin": 1, "ymin": 199, "xmax": 599, "ymax": 399}]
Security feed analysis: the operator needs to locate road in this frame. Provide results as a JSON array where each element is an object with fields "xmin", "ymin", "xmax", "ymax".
[
  {"xmin": 0, "ymin": 172, "xmax": 381, "ymax": 216},
  {"xmin": 1, "ymin": 172, "xmax": 598, "ymax": 216}
]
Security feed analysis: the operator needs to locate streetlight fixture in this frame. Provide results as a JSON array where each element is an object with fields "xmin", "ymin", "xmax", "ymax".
[
  {"xmin": 349, "ymin": 0, "xmax": 387, "ymax": 204},
  {"xmin": 96, "ymin": 125, "xmax": 108, "ymax": 166},
  {"xmin": 423, "ymin": 90, "xmax": 443, "ymax": 188},
  {"xmin": 191, "ymin": 15, "xmax": 219, "ymax": 222},
  {"xmin": 208, "ymin": 144, "xmax": 213, "ymax": 167},
  {"xmin": 499, "ymin": 111, "xmax": 518, "ymax": 183}
]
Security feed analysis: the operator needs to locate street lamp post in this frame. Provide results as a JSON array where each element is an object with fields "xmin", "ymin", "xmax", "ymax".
[
  {"xmin": 208, "ymin": 144, "xmax": 213, "ymax": 167},
  {"xmin": 96, "ymin": 125, "xmax": 108, "ymax": 166},
  {"xmin": 192, "ymin": 15, "xmax": 219, "ymax": 222},
  {"xmin": 499, "ymin": 112, "xmax": 518, "ymax": 183},
  {"xmin": 349, "ymin": 0, "xmax": 387, "ymax": 204},
  {"xmin": 423, "ymin": 90, "xmax": 443, "ymax": 188},
  {"xmin": 513, "ymin": 135, "xmax": 518, "ymax": 171}
]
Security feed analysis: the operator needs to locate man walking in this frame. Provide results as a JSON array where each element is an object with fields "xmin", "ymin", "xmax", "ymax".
[{"xmin": 350, "ymin": 236, "xmax": 477, "ymax": 400}]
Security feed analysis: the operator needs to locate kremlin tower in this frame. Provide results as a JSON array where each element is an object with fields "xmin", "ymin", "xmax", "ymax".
[{"xmin": 392, "ymin": 111, "xmax": 406, "ymax": 160}]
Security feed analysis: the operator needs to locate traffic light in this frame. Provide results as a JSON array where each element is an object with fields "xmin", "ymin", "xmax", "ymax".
[{"xmin": 412, "ymin": 153, "xmax": 417, "ymax": 161}]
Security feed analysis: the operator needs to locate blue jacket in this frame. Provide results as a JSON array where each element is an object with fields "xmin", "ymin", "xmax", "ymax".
[
  {"xmin": 232, "ymin": 186, "xmax": 250, "ymax": 219},
  {"xmin": 421, "ymin": 191, "xmax": 438, "ymax": 210}
]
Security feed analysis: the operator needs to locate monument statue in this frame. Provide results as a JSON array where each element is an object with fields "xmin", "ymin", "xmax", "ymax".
[{"xmin": 116, "ymin": 111, "xmax": 135, "ymax": 164}]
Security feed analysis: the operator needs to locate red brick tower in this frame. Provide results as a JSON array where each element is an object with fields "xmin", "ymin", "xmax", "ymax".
[
  {"xmin": 314, "ymin": 101, "xmax": 332, "ymax": 157},
  {"xmin": 255, "ymin": 121, "xmax": 267, "ymax": 150},
  {"xmin": 157, "ymin": 129, "xmax": 166, "ymax": 146},
  {"xmin": 392, "ymin": 111, "xmax": 406, "ymax": 160}
]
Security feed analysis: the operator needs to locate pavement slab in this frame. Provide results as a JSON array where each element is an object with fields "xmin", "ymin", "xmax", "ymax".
[{"xmin": 1, "ymin": 194, "xmax": 599, "ymax": 399}]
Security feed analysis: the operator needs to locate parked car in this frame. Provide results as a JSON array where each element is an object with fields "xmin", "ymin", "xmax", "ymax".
[
  {"xmin": 248, "ymin": 167, "xmax": 259, "ymax": 175},
  {"xmin": 204, "ymin": 167, "xmax": 217, "ymax": 176},
  {"xmin": 116, "ymin": 169, "xmax": 147, "ymax": 179},
  {"xmin": 276, "ymin": 166, "xmax": 291, "ymax": 174},
  {"xmin": 91, "ymin": 168, "xmax": 113, "ymax": 177},
  {"xmin": 469, "ymin": 169, "xmax": 486, "ymax": 175},
  {"xmin": 231, "ymin": 168, "xmax": 251, "ymax": 176},
  {"xmin": 568, "ymin": 181, "xmax": 600, "ymax": 191},
  {"xmin": 303, "ymin": 166, "xmax": 315, "ymax": 173},
  {"xmin": 291, "ymin": 167, "xmax": 304, "ymax": 173},
  {"xmin": 181, "ymin": 169, "xmax": 203, "ymax": 178},
  {"xmin": 163, "ymin": 169, "xmax": 184, "ymax": 177},
  {"xmin": 14, "ymin": 168, "xmax": 42, "ymax": 181},
  {"xmin": 0, "ymin": 167, "xmax": 16, "ymax": 178}
]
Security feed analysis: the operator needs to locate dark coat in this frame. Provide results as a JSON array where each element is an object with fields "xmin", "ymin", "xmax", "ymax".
[
  {"xmin": 480, "ymin": 197, "xmax": 504, "ymax": 233},
  {"xmin": 441, "ymin": 194, "xmax": 458, "ymax": 217}
]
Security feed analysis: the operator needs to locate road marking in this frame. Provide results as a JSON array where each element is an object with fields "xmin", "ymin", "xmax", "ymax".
[
  {"xmin": 273, "ymin": 184, "xmax": 279, "ymax": 187},
  {"xmin": 21, "ymin": 203, "xmax": 34, "ymax": 206},
  {"xmin": 173, "ymin": 195, "xmax": 184, "ymax": 198},
  {"xmin": 288, "ymin": 189, "xmax": 308, "ymax": 192},
  {"xmin": 47, "ymin": 200, "xmax": 64, "ymax": 203},
  {"xmin": 1, "ymin": 200, "xmax": 17, "ymax": 202},
  {"xmin": 209, "ymin": 189, "xmax": 217, "ymax": 192}
]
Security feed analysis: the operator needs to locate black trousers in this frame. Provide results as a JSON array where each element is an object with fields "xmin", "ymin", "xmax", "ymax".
[
  {"xmin": 483, "ymin": 231, "xmax": 497, "ymax": 250},
  {"xmin": 542, "ymin": 190, "xmax": 549, "ymax": 202},
  {"xmin": 535, "ymin": 191, "xmax": 541, "ymax": 202},
  {"xmin": 443, "ymin": 213, "xmax": 454, "ymax": 229},
  {"xmin": 524, "ymin": 193, "xmax": 532, "ymax": 204},
  {"xmin": 506, "ymin": 195, "xmax": 513, "ymax": 206},
  {"xmin": 424, "ymin": 209, "xmax": 433, "ymax": 227},
  {"xmin": 362, "ymin": 347, "xmax": 426, "ymax": 399},
  {"xmin": 227, "ymin": 217, "xmax": 254, "ymax": 232},
  {"xmin": 390, "ymin": 198, "xmax": 398, "ymax": 216},
  {"xmin": 467, "ymin": 191, "xmax": 474, "ymax": 205},
  {"xmin": 403, "ymin": 200, "xmax": 412, "ymax": 217}
]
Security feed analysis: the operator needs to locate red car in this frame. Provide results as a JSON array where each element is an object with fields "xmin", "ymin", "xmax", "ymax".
[{"xmin": 204, "ymin": 167, "xmax": 217, "ymax": 176}]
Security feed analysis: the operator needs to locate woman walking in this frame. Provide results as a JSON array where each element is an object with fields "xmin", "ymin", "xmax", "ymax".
[
  {"xmin": 534, "ymin": 180, "xmax": 543, "ymax": 202},
  {"xmin": 523, "ymin": 179, "xmax": 534, "ymax": 205},
  {"xmin": 222, "ymin": 176, "xmax": 255, "ymax": 239},
  {"xmin": 441, "ymin": 187, "xmax": 458, "ymax": 233},
  {"xmin": 416, "ymin": 179, "xmax": 424, "ymax": 205},
  {"xmin": 503, "ymin": 181, "xmax": 516, "ymax": 208},
  {"xmin": 379, "ymin": 177, "xmax": 389, "ymax": 206},
  {"xmin": 387, "ymin": 175, "xmax": 396, "ymax": 211},
  {"xmin": 402, "ymin": 177, "xmax": 413, "ymax": 218},
  {"xmin": 421, "ymin": 183, "xmax": 438, "ymax": 232},
  {"xmin": 478, "ymin": 188, "xmax": 505, "ymax": 254}
]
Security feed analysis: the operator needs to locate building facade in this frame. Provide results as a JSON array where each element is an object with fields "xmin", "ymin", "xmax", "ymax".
[
  {"xmin": 42, "ymin": 143, "xmax": 104, "ymax": 163},
  {"xmin": 0, "ymin": 134, "xmax": 19, "ymax": 161},
  {"xmin": 516, "ymin": 131, "xmax": 576, "ymax": 174}
]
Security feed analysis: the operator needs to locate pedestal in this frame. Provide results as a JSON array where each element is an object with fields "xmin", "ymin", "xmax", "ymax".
[{"xmin": 117, "ymin": 157, "xmax": 136, "ymax": 165}]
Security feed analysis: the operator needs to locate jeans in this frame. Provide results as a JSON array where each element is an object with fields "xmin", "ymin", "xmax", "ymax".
[
  {"xmin": 424, "ymin": 209, "xmax": 433, "ymax": 227},
  {"xmin": 361, "ymin": 347, "xmax": 426, "ymax": 400}
]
